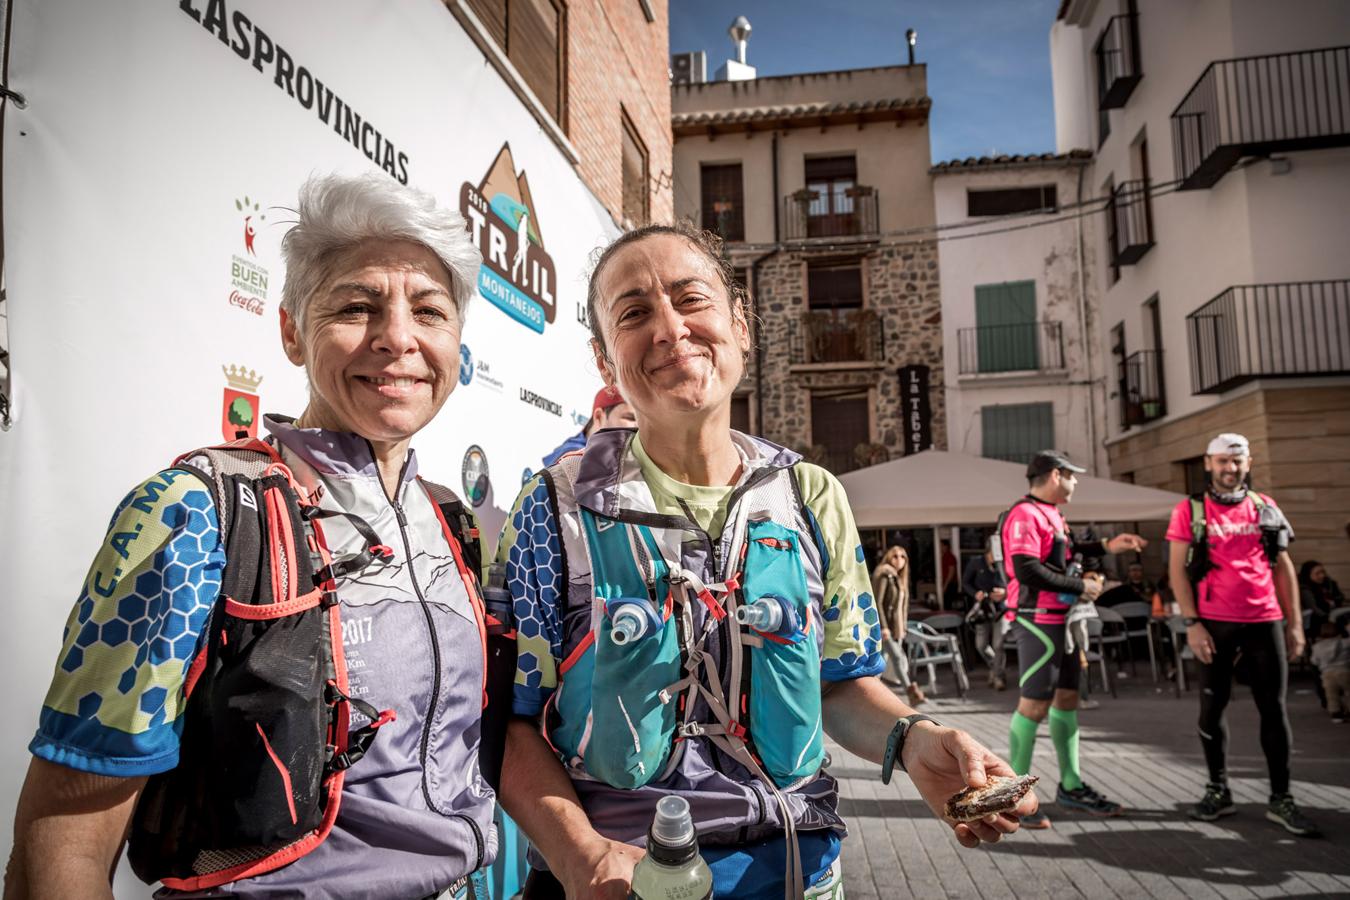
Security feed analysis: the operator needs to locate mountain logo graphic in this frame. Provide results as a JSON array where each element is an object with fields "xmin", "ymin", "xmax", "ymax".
[{"xmin": 459, "ymin": 143, "xmax": 557, "ymax": 334}]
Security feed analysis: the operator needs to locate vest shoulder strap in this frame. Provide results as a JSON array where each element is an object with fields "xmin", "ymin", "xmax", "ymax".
[
  {"xmin": 1188, "ymin": 494, "xmax": 1207, "ymax": 545},
  {"xmin": 419, "ymin": 478, "xmax": 482, "ymax": 580}
]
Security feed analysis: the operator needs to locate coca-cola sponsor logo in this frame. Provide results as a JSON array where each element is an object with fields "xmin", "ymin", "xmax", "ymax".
[{"xmin": 228, "ymin": 290, "xmax": 266, "ymax": 316}]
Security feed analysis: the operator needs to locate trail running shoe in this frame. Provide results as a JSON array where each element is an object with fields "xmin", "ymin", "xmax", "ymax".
[
  {"xmin": 1266, "ymin": 793, "xmax": 1321, "ymax": 837},
  {"xmin": 1056, "ymin": 782, "xmax": 1123, "ymax": 816},
  {"xmin": 1189, "ymin": 782, "xmax": 1236, "ymax": 821}
]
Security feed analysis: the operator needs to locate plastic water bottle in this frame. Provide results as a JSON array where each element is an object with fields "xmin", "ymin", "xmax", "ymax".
[
  {"xmin": 1058, "ymin": 554, "xmax": 1084, "ymax": 607},
  {"xmin": 482, "ymin": 563, "xmax": 513, "ymax": 636},
  {"xmin": 735, "ymin": 595, "xmax": 798, "ymax": 637},
  {"xmin": 628, "ymin": 796, "xmax": 713, "ymax": 900}
]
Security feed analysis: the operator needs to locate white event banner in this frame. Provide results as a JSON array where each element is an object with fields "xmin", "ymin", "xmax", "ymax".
[{"xmin": 0, "ymin": 0, "xmax": 616, "ymax": 881}]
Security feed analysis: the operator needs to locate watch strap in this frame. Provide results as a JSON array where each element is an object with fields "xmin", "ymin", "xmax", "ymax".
[
  {"xmin": 881, "ymin": 714, "xmax": 939, "ymax": 785},
  {"xmin": 1183, "ymin": 616, "xmax": 1200, "ymax": 627}
]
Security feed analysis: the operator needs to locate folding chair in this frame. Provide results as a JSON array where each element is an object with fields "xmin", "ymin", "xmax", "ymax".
[
  {"xmin": 1094, "ymin": 607, "xmax": 1131, "ymax": 679},
  {"xmin": 1085, "ymin": 618, "xmax": 1116, "ymax": 699},
  {"xmin": 904, "ymin": 621, "xmax": 969, "ymax": 698},
  {"xmin": 1166, "ymin": 615, "xmax": 1196, "ymax": 697},
  {"xmin": 1110, "ymin": 600, "xmax": 1159, "ymax": 681},
  {"xmin": 923, "ymin": 612, "xmax": 970, "ymax": 671}
]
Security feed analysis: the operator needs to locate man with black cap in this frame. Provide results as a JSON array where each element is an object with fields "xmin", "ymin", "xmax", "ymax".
[
  {"xmin": 1000, "ymin": 450, "xmax": 1146, "ymax": 827},
  {"xmin": 1165, "ymin": 433, "xmax": 1317, "ymax": 836}
]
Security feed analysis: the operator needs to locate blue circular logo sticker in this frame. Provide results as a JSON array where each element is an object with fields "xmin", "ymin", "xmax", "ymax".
[{"xmin": 459, "ymin": 344, "xmax": 475, "ymax": 386}]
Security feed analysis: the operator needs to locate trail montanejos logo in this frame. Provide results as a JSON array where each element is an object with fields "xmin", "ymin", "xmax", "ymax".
[
  {"xmin": 222, "ymin": 365, "xmax": 263, "ymax": 441},
  {"xmin": 460, "ymin": 143, "xmax": 557, "ymax": 334}
]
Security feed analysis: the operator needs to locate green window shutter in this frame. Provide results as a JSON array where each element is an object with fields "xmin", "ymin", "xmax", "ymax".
[
  {"xmin": 974, "ymin": 281, "xmax": 1038, "ymax": 372},
  {"xmin": 981, "ymin": 403, "xmax": 1054, "ymax": 464}
]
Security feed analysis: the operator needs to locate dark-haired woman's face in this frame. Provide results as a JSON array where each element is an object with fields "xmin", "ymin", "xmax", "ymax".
[
  {"xmin": 1311, "ymin": 565, "xmax": 1326, "ymax": 583},
  {"xmin": 592, "ymin": 234, "xmax": 749, "ymax": 424}
]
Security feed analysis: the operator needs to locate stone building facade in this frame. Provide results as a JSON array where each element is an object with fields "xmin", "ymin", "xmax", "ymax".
[{"xmin": 671, "ymin": 59, "xmax": 944, "ymax": 473}]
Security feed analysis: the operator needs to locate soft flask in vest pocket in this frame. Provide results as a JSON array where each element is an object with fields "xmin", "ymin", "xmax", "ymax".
[
  {"xmin": 741, "ymin": 519, "xmax": 824, "ymax": 787},
  {"xmin": 555, "ymin": 510, "xmax": 681, "ymax": 789}
]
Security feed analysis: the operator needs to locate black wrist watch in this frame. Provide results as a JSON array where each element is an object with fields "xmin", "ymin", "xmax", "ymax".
[
  {"xmin": 881, "ymin": 714, "xmax": 940, "ymax": 785},
  {"xmin": 1184, "ymin": 616, "xmax": 1201, "ymax": 627}
]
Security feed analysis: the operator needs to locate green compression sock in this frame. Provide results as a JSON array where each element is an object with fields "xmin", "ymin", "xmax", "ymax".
[
  {"xmin": 1008, "ymin": 712, "xmax": 1039, "ymax": 776},
  {"xmin": 1048, "ymin": 706, "xmax": 1083, "ymax": 791}
]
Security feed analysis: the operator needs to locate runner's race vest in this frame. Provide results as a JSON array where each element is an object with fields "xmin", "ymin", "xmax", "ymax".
[
  {"xmin": 538, "ymin": 432, "xmax": 832, "ymax": 897},
  {"xmin": 126, "ymin": 436, "xmax": 510, "ymax": 892}
]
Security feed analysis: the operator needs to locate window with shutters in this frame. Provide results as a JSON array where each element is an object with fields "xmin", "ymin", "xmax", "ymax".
[
  {"xmin": 621, "ymin": 109, "xmax": 649, "ymax": 226},
  {"xmin": 811, "ymin": 391, "xmax": 870, "ymax": 474},
  {"xmin": 974, "ymin": 281, "xmax": 1038, "ymax": 372},
  {"xmin": 701, "ymin": 163, "xmax": 744, "ymax": 241},
  {"xmin": 807, "ymin": 262, "xmax": 863, "ymax": 310},
  {"xmin": 981, "ymin": 403, "xmax": 1054, "ymax": 465},
  {"xmin": 464, "ymin": 0, "xmax": 566, "ymax": 126}
]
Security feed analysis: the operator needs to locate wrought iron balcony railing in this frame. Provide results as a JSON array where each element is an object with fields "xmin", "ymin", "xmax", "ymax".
[
  {"xmin": 788, "ymin": 309, "xmax": 885, "ymax": 365},
  {"xmin": 957, "ymin": 321, "xmax": 1065, "ymax": 375},
  {"xmin": 1186, "ymin": 280, "xmax": 1350, "ymax": 393},
  {"xmin": 1120, "ymin": 349, "xmax": 1166, "ymax": 427},
  {"xmin": 1172, "ymin": 46, "xmax": 1350, "ymax": 190},
  {"xmin": 783, "ymin": 187, "xmax": 880, "ymax": 240},
  {"xmin": 1107, "ymin": 179, "xmax": 1154, "ymax": 267},
  {"xmin": 1095, "ymin": 12, "xmax": 1142, "ymax": 110}
]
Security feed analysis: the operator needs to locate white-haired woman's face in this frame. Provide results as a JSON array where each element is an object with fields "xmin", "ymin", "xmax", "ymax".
[{"xmin": 281, "ymin": 238, "xmax": 460, "ymax": 443}]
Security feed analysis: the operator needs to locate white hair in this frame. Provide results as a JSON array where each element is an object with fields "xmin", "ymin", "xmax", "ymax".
[{"xmin": 280, "ymin": 172, "xmax": 480, "ymax": 327}]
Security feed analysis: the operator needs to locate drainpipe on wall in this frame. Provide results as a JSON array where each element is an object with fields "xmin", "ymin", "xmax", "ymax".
[
  {"xmin": 749, "ymin": 130, "xmax": 780, "ymax": 435},
  {"xmin": 1074, "ymin": 163, "xmax": 1100, "ymax": 475}
]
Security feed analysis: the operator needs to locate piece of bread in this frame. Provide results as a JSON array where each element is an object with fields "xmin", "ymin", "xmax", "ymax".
[{"xmin": 944, "ymin": 774, "xmax": 1039, "ymax": 822}]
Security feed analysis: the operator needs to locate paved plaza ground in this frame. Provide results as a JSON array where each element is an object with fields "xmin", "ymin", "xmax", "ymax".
[{"xmin": 831, "ymin": 661, "xmax": 1350, "ymax": 898}]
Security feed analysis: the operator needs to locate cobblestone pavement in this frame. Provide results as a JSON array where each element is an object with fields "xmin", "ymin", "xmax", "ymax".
[{"xmin": 830, "ymin": 663, "xmax": 1350, "ymax": 898}]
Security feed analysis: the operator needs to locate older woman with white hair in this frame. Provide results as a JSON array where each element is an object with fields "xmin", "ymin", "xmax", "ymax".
[{"xmin": 10, "ymin": 173, "xmax": 499, "ymax": 898}]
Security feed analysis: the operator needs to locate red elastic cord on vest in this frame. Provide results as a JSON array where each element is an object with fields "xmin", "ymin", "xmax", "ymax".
[
  {"xmin": 372, "ymin": 709, "xmax": 397, "ymax": 729},
  {"xmin": 369, "ymin": 544, "xmax": 395, "ymax": 559},
  {"xmin": 727, "ymin": 721, "xmax": 748, "ymax": 740},
  {"xmin": 755, "ymin": 537, "xmax": 793, "ymax": 550}
]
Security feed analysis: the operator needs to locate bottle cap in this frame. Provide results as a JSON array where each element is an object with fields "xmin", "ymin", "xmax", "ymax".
[{"xmin": 651, "ymin": 795, "xmax": 695, "ymax": 848}]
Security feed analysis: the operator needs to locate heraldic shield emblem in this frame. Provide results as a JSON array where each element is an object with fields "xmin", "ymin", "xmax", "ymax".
[{"xmin": 221, "ymin": 364, "xmax": 263, "ymax": 442}]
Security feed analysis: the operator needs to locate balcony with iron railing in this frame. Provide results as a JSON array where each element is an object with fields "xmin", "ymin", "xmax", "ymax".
[
  {"xmin": 788, "ymin": 309, "xmax": 885, "ymax": 365},
  {"xmin": 1171, "ymin": 46, "xmax": 1350, "ymax": 189},
  {"xmin": 957, "ymin": 321, "xmax": 1065, "ymax": 376},
  {"xmin": 1186, "ymin": 280, "xmax": 1350, "ymax": 393},
  {"xmin": 1120, "ymin": 349, "xmax": 1166, "ymax": 427},
  {"xmin": 1095, "ymin": 12, "xmax": 1142, "ymax": 110},
  {"xmin": 1107, "ymin": 179, "xmax": 1154, "ymax": 267},
  {"xmin": 782, "ymin": 186, "xmax": 880, "ymax": 241}
]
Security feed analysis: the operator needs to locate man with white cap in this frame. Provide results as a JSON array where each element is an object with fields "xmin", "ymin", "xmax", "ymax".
[{"xmin": 1166, "ymin": 433, "xmax": 1317, "ymax": 835}]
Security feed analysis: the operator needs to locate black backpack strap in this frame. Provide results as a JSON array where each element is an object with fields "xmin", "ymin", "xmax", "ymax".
[{"xmin": 419, "ymin": 478, "xmax": 483, "ymax": 580}]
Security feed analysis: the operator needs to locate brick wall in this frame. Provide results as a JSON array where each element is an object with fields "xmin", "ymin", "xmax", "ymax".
[{"xmin": 567, "ymin": 0, "xmax": 673, "ymax": 227}]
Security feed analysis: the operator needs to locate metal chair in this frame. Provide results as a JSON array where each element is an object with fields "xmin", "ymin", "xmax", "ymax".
[
  {"xmin": 905, "ymin": 621, "xmax": 969, "ymax": 698},
  {"xmin": 1165, "ymin": 615, "xmax": 1197, "ymax": 697},
  {"xmin": 1094, "ymin": 607, "xmax": 1132, "ymax": 679},
  {"xmin": 923, "ymin": 612, "xmax": 970, "ymax": 670},
  {"xmin": 1331, "ymin": 607, "xmax": 1350, "ymax": 627},
  {"xmin": 1110, "ymin": 600, "xmax": 1159, "ymax": 681},
  {"xmin": 1084, "ymin": 618, "xmax": 1116, "ymax": 699}
]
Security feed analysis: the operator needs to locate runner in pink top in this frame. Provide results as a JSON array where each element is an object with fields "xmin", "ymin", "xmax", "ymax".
[
  {"xmin": 1165, "ymin": 493, "xmax": 1283, "ymax": 622},
  {"xmin": 1000, "ymin": 451, "xmax": 1147, "ymax": 829},
  {"xmin": 1166, "ymin": 432, "xmax": 1316, "ymax": 837}
]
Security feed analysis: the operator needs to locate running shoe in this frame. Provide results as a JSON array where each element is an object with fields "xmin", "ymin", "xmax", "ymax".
[
  {"xmin": 1056, "ymin": 782, "xmax": 1122, "ymax": 816},
  {"xmin": 1019, "ymin": 809, "xmax": 1052, "ymax": 829},
  {"xmin": 1189, "ymin": 782, "xmax": 1236, "ymax": 821},
  {"xmin": 1266, "ymin": 793, "xmax": 1320, "ymax": 837}
]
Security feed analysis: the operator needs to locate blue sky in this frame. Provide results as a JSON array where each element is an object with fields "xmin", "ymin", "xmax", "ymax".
[{"xmin": 669, "ymin": 0, "xmax": 1061, "ymax": 164}]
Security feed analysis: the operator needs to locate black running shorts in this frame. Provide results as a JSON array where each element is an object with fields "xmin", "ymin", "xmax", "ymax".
[{"xmin": 1014, "ymin": 617, "xmax": 1082, "ymax": 700}]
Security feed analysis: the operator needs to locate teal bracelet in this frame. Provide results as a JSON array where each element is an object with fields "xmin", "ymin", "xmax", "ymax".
[{"xmin": 881, "ymin": 714, "xmax": 940, "ymax": 784}]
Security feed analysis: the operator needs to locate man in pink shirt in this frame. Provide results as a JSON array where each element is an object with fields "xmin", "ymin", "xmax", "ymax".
[
  {"xmin": 1001, "ymin": 451, "xmax": 1146, "ymax": 828},
  {"xmin": 1166, "ymin": 432, "xmax": 1317, "ymax": 836}
]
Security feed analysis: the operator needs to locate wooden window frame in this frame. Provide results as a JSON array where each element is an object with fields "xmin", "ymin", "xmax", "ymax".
[{"xmin": 620, "ymin": 107, "xmax": 650, "ymax": 226}]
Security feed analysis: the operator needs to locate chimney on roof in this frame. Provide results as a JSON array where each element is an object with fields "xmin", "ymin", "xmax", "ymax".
[{"xmin": 714, "ymin": 16, "xmax": 757, "ymax": 82}]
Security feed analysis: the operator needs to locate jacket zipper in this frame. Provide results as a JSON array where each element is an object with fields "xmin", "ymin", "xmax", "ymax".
[{"xmin": 386, "ymin": 460, "xmax": 485, "ymax": 871}]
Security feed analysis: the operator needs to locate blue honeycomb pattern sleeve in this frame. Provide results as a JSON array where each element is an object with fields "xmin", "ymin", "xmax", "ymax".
[
  {"xmin": 30, "ymin": 469, "xmax": 225, "ymax": 776},
  {"xmin": 496, "ymin": 475, "xmax": 564, "ymax": 716},
  {"xmin": 794, "ymin": 464, "xmax": 885, "ymax": 682}
]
